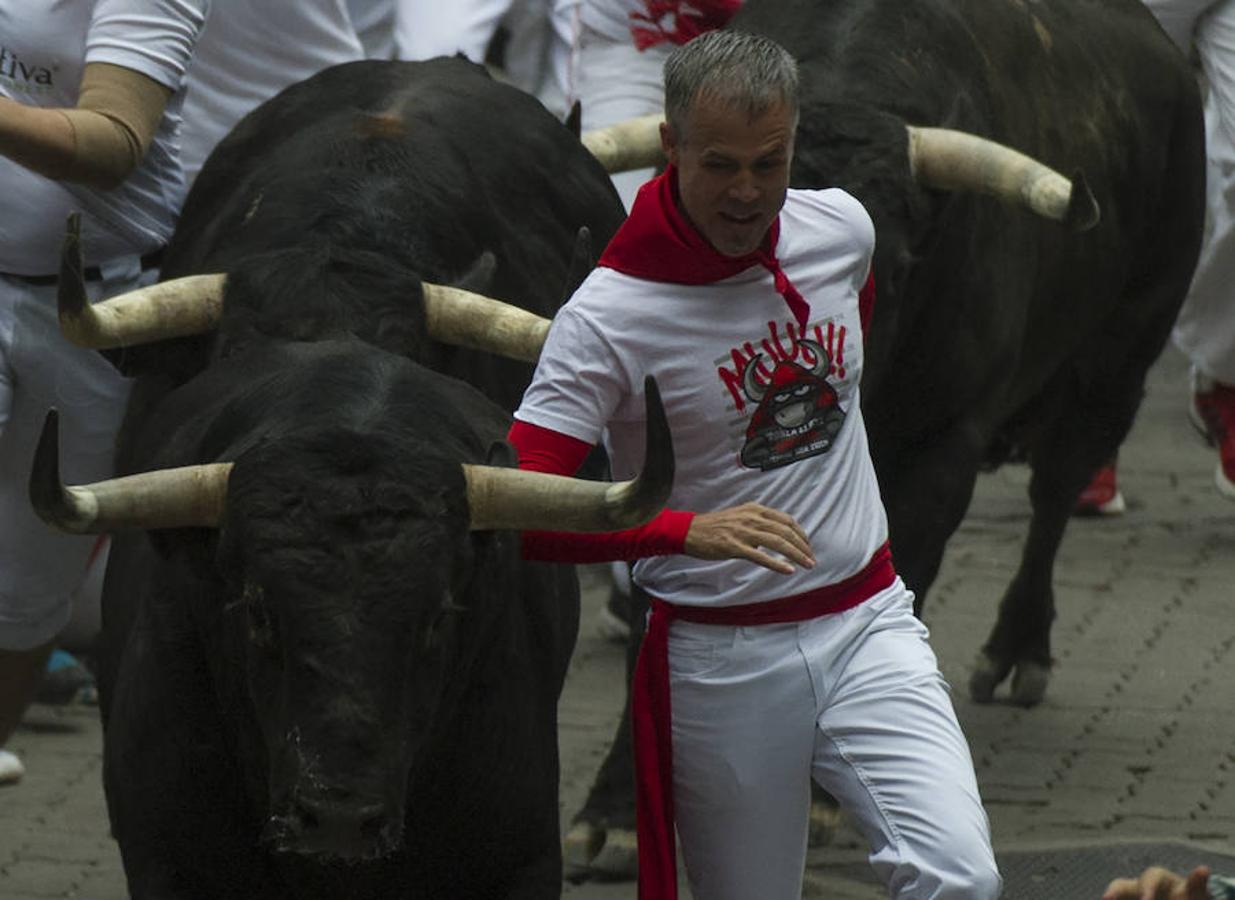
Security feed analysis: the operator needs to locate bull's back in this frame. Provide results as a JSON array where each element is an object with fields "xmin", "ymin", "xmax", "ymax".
[
  {"xmin": 170, "ymin": 58, "xmax": 621, "ymax": 290},
  {"xmin": 735, "ymin": 0, "xmax": 1204, "ymax": 427}
]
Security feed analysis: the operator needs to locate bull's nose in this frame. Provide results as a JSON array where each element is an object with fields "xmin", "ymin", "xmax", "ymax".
[{"xmin": 264, "ymin": 798, "xmax": 399, "ymax": 860}]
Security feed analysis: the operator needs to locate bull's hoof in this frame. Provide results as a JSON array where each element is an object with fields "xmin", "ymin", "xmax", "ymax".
[
  {"xmin": 589, "ymin": 828, "xmax": 638, "ymax": 880},
  {"xmin": 808, "ymin": 793, "xmax": 842, "ymax": 847},
  {"xmin": 563, "ymin": 820, "xmax": 604, "ymax": 881},
  {"xmin": 1010, "ymin": 660, "xmax": 1051, "ymax": 707},
  {"xmin": 562, "ymin": 822, "xmax": 638, "ymax": 882},
  {"xmin": 968, "ymin": 652, "xmax": 1012, "ymax": 704}
]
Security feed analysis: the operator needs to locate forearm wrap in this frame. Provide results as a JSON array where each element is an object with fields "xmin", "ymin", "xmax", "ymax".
[{"xmin": 60, "ymin": 62, "xmax": 171, "ymax": 188}]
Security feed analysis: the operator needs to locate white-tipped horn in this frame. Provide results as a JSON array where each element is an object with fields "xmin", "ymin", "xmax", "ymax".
[
  {"xmin": 57, "ymin": 212, "xmax": 227, "ymax": 350},
  {"xmin": 55, "ymin": 209, "xmax": 553, "ymax": 362},
  {"xmin": 59, "ymin": 274, "xmax": 226, "ymax": 350},
  {"xmin": 464, "ymin": 376, "xmax": 674, "ymax": 532},
  {"xmin": 421, "ymin": 284, "xmax": 552, "ymax": 363},
  {"xmin": 906, "ymin": 126, "xmax": 1099, "ymax": 231},
  {"xmin": 30, "ymin": 410, "xmax": 232, "ymax": 533},
  {"xmin": 582, "ymin": 114, "xmax": 666, "ymax": 174}
]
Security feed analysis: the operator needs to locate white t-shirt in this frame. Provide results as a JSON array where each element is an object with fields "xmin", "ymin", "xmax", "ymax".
[
  {"xmin": 392, "ymin": 0, "xmax": 569, "ymax": 111},
  {"xmin": 574, "ymin": 0, "xmax": 740, "ymax": 44},
  {"xmin": 347, "ymin": 0, "xmax": 397, "ymax": 60},
  {"xmin": 179, "ymin": 0, "xmax": 363, "ymax": 185},
  {"xmin": 0, "ymin": 0, "xmax": 208, "ymax": 274},
  {"xmin": 395, "ymin": 0, "xmax": 514, "ymax": 62},
  {"xmin": 516, "ymin": 189, "xmax": 888, "ymax": 607}
]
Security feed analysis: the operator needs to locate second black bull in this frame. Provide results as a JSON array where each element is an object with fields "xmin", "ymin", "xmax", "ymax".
[
  {"xmin": 566, "ymin": 0, "xmax": 1206, "ymax": 878},
  {"xmin": 109, "ymin": 56, "xmax": 626, "ymax": 413}
]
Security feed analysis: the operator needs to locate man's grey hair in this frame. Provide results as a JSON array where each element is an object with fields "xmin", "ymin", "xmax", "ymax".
[{"xmin": 663, "ymin": 30, "xmax": 799, "ymax": 139}]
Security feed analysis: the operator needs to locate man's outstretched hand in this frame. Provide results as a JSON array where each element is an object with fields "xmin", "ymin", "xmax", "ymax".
[
  {"xmin": 1102, "ymin": 865, "xmax": 1211, "ymax": 900},
  {"xmin": 684, "ymin": 503, "xmax": 815, "ymax": 574}
]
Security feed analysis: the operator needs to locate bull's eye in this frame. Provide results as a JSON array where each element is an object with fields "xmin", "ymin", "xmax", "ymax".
[{"xmin": 244, "ymin": 583, "xmax": 278, "ymax": 652}]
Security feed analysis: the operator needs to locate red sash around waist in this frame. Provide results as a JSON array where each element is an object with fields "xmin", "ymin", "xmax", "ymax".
[{"xmin": 630, "ymin": 541, "xmax": 896, "ymax": 899}]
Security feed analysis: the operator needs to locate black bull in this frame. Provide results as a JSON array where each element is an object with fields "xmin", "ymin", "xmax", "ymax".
[
  {"xmin": 52, "ymin": 58, "xmax": 643, "ymax": 898},
  {"xmin": 567, "ymin": 0, "xmax": 1207, "ymax": 878},
  {"xmin": 88, "ymin": 344, "xmax": 585, "ymax": 899}
]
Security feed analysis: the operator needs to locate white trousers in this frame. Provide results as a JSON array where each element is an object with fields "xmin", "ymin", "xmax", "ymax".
[
  {"xmin": 0, "ymin": 262, "xmax": 147, "ymax": 651},
  {"xmin": 1144, "ymin": 0, "xmax": 1235, "ymax": 383},
  {"xmin": 568, "ymin": 24, "xmax": 669, "ymax": 210},
  {"xmin": 668, "ymin": 583, "xmax": 1001, "ymax": 900}
]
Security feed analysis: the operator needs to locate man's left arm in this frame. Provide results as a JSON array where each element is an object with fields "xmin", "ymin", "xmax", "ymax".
[
  {"xmin": 509, "ymin": 420, "xmax": 815, "ymax": 572},
  {"xmin": 510, "ymin": 419, "xmax": 695, "ymax": 562}
]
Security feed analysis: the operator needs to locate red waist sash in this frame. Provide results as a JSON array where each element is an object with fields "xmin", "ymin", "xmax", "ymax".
[{"xmin": 630, "ymin": 542, "xmax": 897, "ymax": 899}]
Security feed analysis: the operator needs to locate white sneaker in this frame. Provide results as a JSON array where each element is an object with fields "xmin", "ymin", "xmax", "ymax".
[{"xmin": 0, "ymin": 749, "xmax": 25, "ymax": 785}]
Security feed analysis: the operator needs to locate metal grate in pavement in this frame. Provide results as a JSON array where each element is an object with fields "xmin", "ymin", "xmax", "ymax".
[{"xmin": 996, "ymin": 841, "xmax": 1235, "ymax": 899}]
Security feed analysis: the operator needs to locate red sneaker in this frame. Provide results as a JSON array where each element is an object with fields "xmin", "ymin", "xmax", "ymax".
[
  {"xmin": 1189, "ymin": 369, "xmax": 1235, "ymax": 501},
  {"xmin": 1075, "ymin": 461, "xmax": 1126, "ymax": 516}
]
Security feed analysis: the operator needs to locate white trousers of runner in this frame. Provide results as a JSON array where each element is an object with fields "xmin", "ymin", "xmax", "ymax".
[
  {"xmin": 668, "ymin": 581, "xmax": 1001, "ymax": 900},
  {"xmin": 0, "ymin": 259, "xmax": 150, "ymax": 651},
  {"xmin": 1144, "ymin": 0, "xmax": 1235, "ymax": 383}
]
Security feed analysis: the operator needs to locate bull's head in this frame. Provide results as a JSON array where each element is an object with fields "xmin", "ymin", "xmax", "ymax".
[
  {"xmin": 29, "ymin": 374, "xmax": 673, "ymax": 859},
  {"xmin": 29, "ymin": 374, "xmax": 673, "ymax": 535}
]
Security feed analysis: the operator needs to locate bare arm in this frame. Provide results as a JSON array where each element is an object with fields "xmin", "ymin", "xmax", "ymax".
[
  {"xmin": 0, "ymin": 62, "xmax": 171, "ymax": 189},
  {"xmin": 684, "ymin": 502, "xmax": 815, "ymax": 575}
]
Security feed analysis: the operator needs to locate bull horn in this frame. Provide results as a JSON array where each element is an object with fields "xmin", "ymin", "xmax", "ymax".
[
  {"xmin": 582, "ymin": 114, "xmax": 666, "ymax": 174},
  {"xmin": 57, "ymin": 214, "xmax": 226, "ymax": 349},
  {"xmin": 57, "ymin": 217, "xmax": 552, "ymax": 362},
  {"xmin": 29, "ymin": 409, "xmax": 232, "ymax": 533},
  {"xmin": 465, "ymin": 376, "xmax": 674, "ymax": 531},
  {"xmin": 906, "ymin": 127, "xmax": 1100, "ymax": 231},
  {"xmin": 421, "ymin": 284, "xmax": 551, "ymax": 363},
  {"xmin": 60, "ymin": 272, "xmax": 548, "ymax": 361}
]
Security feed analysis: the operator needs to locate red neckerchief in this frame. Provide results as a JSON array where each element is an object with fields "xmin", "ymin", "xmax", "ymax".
[
  {"xmin": 629, "ymin": 1, "xmax": 743, "ymax": 49},
  {"xmin": 598, "ymin": 165, "xmax": 812, "ymax": 331}
]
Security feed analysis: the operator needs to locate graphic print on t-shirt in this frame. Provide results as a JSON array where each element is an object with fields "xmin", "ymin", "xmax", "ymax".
[
  {"xmin": 0, "ymin": 45, "xmax": 55, "ymax": 94},
  {"xmin": 628, "ymin": 1, "xmax": 743, "ymax": 49},
  {"xmin": 715, "ymin": 317, "xmax": 849, "ymax": 472}
]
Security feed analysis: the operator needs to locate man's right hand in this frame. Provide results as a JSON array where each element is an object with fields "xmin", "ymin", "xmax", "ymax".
[
  {"xmin": 683, "ymin": 503, "xmax": 815, "ymax": 575},
  {"xmin": 1101, "ymin": 865, "xmax": 1211, "ymax": 900}
]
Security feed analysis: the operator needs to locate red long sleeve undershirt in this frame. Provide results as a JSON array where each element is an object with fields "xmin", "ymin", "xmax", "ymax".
[
  {"xmin": 508, "ymin": 420, "xmax": 695, "ymax": 563},
  {"xmin": 511, "ymin": 269, "xmax": 875, "ymax": 563}
]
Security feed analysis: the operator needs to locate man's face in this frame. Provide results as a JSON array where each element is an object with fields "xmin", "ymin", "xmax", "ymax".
[{"xmin": 661, "ymin": 96, "xmax": 796, "ymax": 257}]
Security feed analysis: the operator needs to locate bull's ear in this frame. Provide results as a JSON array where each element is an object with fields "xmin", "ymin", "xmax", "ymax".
[
  {"xmin": 565, "ymin": 101, "xmax": 582, "ymax": 138},
  {"xmin": 561, "ymin": 226, "xmax": 594, "ymax": 302},
  {"xmin": 485, "ymin": 440, "xmax": 517, "ymax": 468},
  {"xmin": 451, "ymin": 251, "xmax": 497, "ymax": 295}
]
